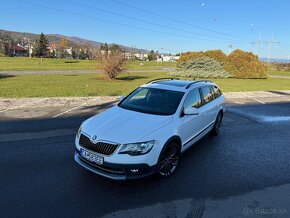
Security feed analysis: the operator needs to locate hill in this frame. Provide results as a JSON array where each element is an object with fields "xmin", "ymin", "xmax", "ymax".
[{"xmin": 0, "ymin": 29, "xmax": 148, "ymax": 53}]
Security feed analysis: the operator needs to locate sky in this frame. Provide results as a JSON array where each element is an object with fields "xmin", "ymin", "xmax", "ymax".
[{"xmin": 1, "ymin": 0, "xmax": 290, "ymax": 59}]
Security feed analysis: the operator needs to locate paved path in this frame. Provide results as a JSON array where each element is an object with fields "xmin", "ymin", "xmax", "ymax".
[
  {"xmin": 269, "ymin": 75, "xmax": 290, "ymax": 79},
  {"xmin": 0, "ymin": 67, "xmax": 175, "ymax": 76}
]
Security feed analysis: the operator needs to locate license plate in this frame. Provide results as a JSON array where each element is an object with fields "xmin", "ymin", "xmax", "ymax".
[{"xmin": 80, "ymin": 148, "xmax": 104, "ymax": 165}]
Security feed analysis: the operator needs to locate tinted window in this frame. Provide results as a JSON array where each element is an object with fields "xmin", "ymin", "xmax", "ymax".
[
  {"xmin": 119, "ymin": 88, "xmax": 184, "ymax": 115},
  {"xmin": 183, "ymin": 89, "xmax": 202, "ymax": 109},
  {"xmin": 211, "ymin": 85, "xmax": 222, "ymax": 98},
  {"xmin": 201, "ymin": 86, "xmax": 214, "ymax": 104}
]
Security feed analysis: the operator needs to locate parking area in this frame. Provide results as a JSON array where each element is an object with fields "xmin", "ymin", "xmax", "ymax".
[
  {"xmin": 1, "ymin": 90, "xmax": 289, "ymax": 122},
  {"xmin": 1, "ymin": 91, "xmax": 290, "ymax": 217}
]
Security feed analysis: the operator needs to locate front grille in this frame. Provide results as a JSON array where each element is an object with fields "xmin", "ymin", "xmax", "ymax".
[{"xmin": 79, "ymin": 134, "xmax": 118, "ymax": 155}]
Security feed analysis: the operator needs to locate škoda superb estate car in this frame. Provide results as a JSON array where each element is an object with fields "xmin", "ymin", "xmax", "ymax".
[{"xmin": 74, "ymin": 79, "xmax": 226, "ymax": 180}]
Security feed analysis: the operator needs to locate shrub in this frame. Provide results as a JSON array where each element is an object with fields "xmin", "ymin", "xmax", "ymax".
[
  {"xmin": 170, "ymin": 57, "xmax": 231, "ymax": 78},
  {"xmin": 177, "ymin": 50, "xmax": 227, "ymax": 66},
  {"xmin": 204, "ymin": 50, "xmax": 227, "ymax": 64},
  {"xmin": 177, "ymin": 51, "xmax": 205, "ymax": 65},
  {"xmin": 97, "ymin": 50, "xmax": 126, "ymax": 80},
  {"xmin": 224, "ymin": 49, "xmax": 268, "ymax": 79}
]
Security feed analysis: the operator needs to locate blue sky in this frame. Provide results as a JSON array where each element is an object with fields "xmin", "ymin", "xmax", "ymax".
[{"xmin": 1, "ymin": 0, "xmax": 290, "ymax": 59}]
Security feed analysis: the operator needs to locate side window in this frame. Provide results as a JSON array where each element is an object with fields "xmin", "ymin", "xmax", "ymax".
[
  {"xmin": 211, "ymin": 85, "xmax": 222, "ymax": 98},
  {"xmin": 201, "ymin": 86, "xmax": 214, "ymax": 104},
  {"xmin": 183, "ymin": 89, "xmax": 202, "ymax": 110}
]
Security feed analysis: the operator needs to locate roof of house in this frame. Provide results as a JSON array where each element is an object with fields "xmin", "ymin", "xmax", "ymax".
[{"xmin": 12, "ymin": 45, "xmax": 27, "ymax": 52}]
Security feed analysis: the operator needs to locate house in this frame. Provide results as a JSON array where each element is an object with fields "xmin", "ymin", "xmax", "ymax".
[
  {"xmin": 160, "ymin": 55, "xmax": 180, "ymax": 62},
  {"xmin": 11, "ymin": 44, "xmax": 27, "ymax": 57}
]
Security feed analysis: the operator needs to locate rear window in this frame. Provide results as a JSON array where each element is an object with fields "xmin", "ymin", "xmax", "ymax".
[
  {"xmin": 211, "ymin": 85, "xmax": 222, "ymax": 98},
  {"xmin": 201, "ymin": 86, "xmax": 215, "ymax": 104}
]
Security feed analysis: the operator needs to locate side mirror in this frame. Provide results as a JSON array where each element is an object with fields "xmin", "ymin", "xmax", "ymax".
[
  {"xmin": 118, "ymin": 96, "xmax": 125, "ymax": 101},
  {"xmin": 183, "ymin": 107, "xmax": 199, "ymax": 115}
]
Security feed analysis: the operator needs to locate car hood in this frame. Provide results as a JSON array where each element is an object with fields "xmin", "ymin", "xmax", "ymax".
[{"xmin": 82, "ymin": 106, "xmax": 173, "ymax": 143}]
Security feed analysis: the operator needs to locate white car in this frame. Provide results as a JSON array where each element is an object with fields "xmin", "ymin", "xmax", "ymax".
[{"xmin": 74, "ymin": 79, "xmax": 226, "ymax": 180}]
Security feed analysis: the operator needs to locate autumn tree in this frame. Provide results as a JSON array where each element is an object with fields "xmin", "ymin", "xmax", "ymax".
[
  {"xmin": 59, "ymin": 36, "xmax": 68, "ymax": 50},
  {"xmin": 97, "ymin": 45, "xmax": 126, "ymax": 80},
  {"xmin": 177, "ymin": 51, "xmax": 205, "ymax": 65},
  {"xmin": 224, "ymin": 49, "xmax": 268, "ymax": 79},
  {"xmin": 204, "ymin": 50, "xmax": 227, "ymax": 63},
  {"xmin": 177, "ymin": 50, "xmax": 227, "ymax": 65}
]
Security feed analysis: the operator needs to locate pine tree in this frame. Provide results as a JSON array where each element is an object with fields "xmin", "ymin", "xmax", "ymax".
[{"xmin": 34, "ymin": 33, "xmax": 49, "ymax": 57}]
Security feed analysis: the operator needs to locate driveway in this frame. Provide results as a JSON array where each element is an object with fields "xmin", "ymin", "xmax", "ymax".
[{"xmin": 1, "ymin": 91, "xmax": 290, "ymax": 217}]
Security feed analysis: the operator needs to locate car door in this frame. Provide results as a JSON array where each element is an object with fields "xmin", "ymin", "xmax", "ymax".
[
  {"xmin": 178, "ymin": 88, "xmax": 207, "ymax": 149},
  {"xmin": 200, "ymin": 85, "xmax": 217, "ymax": 126}
]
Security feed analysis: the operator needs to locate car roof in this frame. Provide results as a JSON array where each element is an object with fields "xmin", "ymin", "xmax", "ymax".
[{"xmin": 141, "ymin": 79, "xmax": 215, "ymax": 92}]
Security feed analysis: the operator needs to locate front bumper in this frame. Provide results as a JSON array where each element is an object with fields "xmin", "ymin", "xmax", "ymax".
[{"xmin": 74, "ymin": 151, "xmax": 158, "ymax": 180}]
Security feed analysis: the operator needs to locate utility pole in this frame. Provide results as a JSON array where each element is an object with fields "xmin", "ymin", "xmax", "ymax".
[
  {"xmin": 28, "ymin": 38, "xmax": 32, "ymax": 58},
  {"xmin": 266, "ymin": 34, "xmax": 280, "ymax": 63},
  {"xmin": 252, "ymin": 34, "xmax": 280, "ymax": 63},
  {"xmin": 251, "ymin": 33, "xmax": 262, "ymax": 58}
]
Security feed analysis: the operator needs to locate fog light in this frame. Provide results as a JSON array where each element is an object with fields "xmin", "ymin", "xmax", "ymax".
[{"xmin": 131, "ymin": 169, "xmax": 139, "ymax": 173}]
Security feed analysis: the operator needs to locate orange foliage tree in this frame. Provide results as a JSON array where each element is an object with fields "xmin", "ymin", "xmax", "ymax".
[{"xmin": 224, "ymin": 49, "xmax": 268, "ymax": 79}]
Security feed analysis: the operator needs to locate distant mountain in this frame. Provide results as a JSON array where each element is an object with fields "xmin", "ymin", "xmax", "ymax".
[
  {"xmin": 260, "ymin": 57, "xmax": 290, "ymax": 63},
  {"xmin": 0, "ymin": 29, "xmax": 148, "ymax": 53}
]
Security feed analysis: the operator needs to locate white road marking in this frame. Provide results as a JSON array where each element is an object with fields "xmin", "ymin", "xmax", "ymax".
[
  {"xmin": 242, "ymin": 92, "xmax": 265, "ymax": 104},
  {"xmin": 0, "ymin": 99, "xmax": 47, "ymax": 113},
  {"xmin": 52, "ymin": 103, "xmax": 87, "ymax": 118}
]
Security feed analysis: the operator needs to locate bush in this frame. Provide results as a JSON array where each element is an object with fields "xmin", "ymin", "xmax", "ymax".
[
  {"xmin": 204, "ymin": 50, "xmax": 227, "ymax": 64},
  {"xmin": 224, "ymin": 49, "xmax": 268, "ymax": 79},
  {"xmin": 177, "ymin": 50, "xmax": 227, "ymax": 65},
  {"xmin": 170, "ymin": 57, "xmax": 231, "ymax": 78},
  {"xmin": 177, "ymin": 51, "xmax": 204, "ymax": 65},
  {"xmin": 97, "ymin": 50, "xmax": 126, "ymax": 80}
]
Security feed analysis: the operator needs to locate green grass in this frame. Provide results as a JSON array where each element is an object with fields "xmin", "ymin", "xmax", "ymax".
[
  {"xmin": 0, "ymin": 72, "xmax": 289, "ymax": 97},
  {"xmin": 0, "ymin": 57, "xmax": 176, "ymax": 71},
  {"xmin": 268, "ymin": 70, "xmax": 290, "ymax": 76}
]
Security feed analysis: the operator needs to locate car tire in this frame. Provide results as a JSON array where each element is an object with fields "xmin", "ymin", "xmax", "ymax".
[
  {"xmin": 157, "ymin": 142, "xmax": 181, "ymax": 178},
  {"xmin": 211, "ymin": 112, "xmax": 223, "ymax": 136}
]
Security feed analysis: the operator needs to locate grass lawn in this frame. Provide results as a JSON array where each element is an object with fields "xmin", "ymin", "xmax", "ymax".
[
  {"xmin": 268, "ymin": 70, "xmax": 290, "ymax": 76},
  {"xmin": 0, "ymin": 72, "xmax": 289, "ymax": 97},
  {"xmin": 0, "ymin": 57, "xmax": 176, "ymax": 71}
]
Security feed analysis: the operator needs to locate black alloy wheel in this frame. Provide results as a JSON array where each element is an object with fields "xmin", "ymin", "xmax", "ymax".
[{"xmin": 158, "ymin": 142, "xmax": 181, "ymax": 178}]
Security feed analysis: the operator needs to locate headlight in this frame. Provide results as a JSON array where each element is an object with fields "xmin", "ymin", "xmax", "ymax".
[
  {"xmin": 77, "ymin": 126, "xmax": 82, "ymax": 138},
  {"xmin": 119, "ymin": 140, "xmax": 155, "ymax": 156}
]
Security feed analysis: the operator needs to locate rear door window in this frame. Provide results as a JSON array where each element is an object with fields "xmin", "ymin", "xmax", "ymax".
[
  {"xmin": 201, "ymin": 86, "xmax": 215, "ymax": 105},
  {"xmin": 211, "ymin": 85, "xmax": 222, "ymax": 98}
]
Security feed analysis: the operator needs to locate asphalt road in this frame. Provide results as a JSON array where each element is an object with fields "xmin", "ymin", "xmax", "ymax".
[{"xmin": 1, "ymin": 98, "xmax": 290, "ymax": 217}]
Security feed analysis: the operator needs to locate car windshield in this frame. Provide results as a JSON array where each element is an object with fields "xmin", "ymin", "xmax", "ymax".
[{"xmin": 118, "ymin": 87, "xmax": 184, "ymax": 115}]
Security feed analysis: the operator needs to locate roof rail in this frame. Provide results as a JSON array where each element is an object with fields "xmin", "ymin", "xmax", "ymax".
[
  {"xmin": 185, "ymin": 80, "xmax": 212, "ymax": 89},
  {"xmin": 146, "ymin": 78, "xmax": 179, "ymax": 84}
]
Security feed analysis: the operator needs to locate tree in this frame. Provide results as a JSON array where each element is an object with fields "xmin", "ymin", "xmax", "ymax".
[
  {"xmin": 110, "ymin": 44, "xmax": 122, "ymax": 52},
  {"xmin": 100, "ymin": 43, "xmax": 109, "ymax": 52},
  {"xmin": 170, "ymin": 57, "xmax": 231, "ymax": 78},
  {"xmin": 97, "ymin": 49, "xmax": 127, "ymax": 80},
  {"xmin": 224, "ymin": 49, "xmax": 268, "ymax": 79},
  {"xmin": 34, "ymin": 33, "xmax": 49, "ymax": 57},
  {"xmin": 177, "ymin": 51, "xmax": 205, "ymax": 65},
  {"xmin": 59, "ymin": 36, "xmax": 68, "ymax": 49},
  {"xmin": 177, "ymin": 50, "xmax": 227, "ymax": 65},
  {"xmin": 204, "ymin": 50, "xmax": 227, "ymax": 63},
  {"xmin": 148, "ymin": 50, "xmax": 157, "ymax": 61}
]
